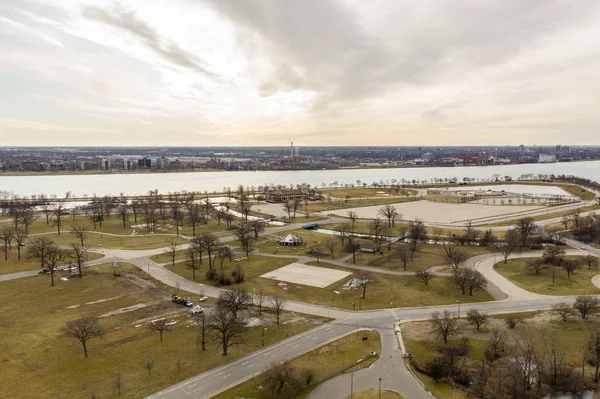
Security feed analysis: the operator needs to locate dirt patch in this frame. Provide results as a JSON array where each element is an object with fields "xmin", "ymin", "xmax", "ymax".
[{"xmin": 99, "ymin": 303, "xmax": 147, "ymax": 318}]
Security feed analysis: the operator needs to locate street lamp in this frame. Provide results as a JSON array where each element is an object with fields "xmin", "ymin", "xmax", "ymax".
[
  {"xmin": 262, "ymin": 327, "xmax": 267, "ymax": 347},
  {"xmin": 456, "ymin": 300, "xmax": 460, "ymax": 318},
  {"xmin": 352, "ymin": 302, "xmax": 355, "ymax": 311},
  {"xmin": 378, "ymin": 378, "xmax": 382, "ymax": 399},
  {"xmin": 350, "ymin": 366, "xmax": 354, "ymax": 399}
]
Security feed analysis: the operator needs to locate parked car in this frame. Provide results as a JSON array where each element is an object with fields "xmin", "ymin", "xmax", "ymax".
[
  {"xmin": 172, "ymin": 294, "xmax": 193, "ymax": 307},
  {"xmin": 38, "ymin": 268, "xmax": 50, "ymax": 275},
  {"xmin": 190, "ymin": 305, "xmax": 204, "ymax": 314},
  {"xmin": 198, "ymin": 296, "xmax": 209, "ymax": 302}
]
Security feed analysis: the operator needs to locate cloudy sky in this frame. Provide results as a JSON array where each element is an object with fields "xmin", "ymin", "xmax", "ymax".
[{"xmin": 1, "ymin": 0, "xmax": 600, "ymax": 146}]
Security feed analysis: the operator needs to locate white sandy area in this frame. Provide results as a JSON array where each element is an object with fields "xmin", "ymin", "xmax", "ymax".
[
  {"xmin": 261, "ymin": 263, "xmax": 351, "ymax": 288},
  {"xmin": 324, "ymin": 200, "xmax": 545, "ymax": 224}
]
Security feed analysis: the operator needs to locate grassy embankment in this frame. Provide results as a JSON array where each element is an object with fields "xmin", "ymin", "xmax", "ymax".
[
  {"xmin": 494, "ymin": 256, "xmax": 600, "ymax": 295},
  {"xmin": 0, "ymin": 262, "xmax": 324, "ymax": 399},
  {"xmin": 320, "ymin": 187, "xmax": 417, "ymax": 198},
  {"xmin": 214, "ymin": 330, "xmax": 382, "ymax": 399},
  {"xmin": 478, "ymin": 204, "xmax": 600, "ymax": 227}
]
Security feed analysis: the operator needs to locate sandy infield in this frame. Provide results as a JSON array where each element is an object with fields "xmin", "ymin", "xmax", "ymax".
[
  {"xmin": 324, "ymin": 200, "xmax": 544, "ymax": 224},
  {"xmin": 261, "ymin": 263, "xmax": 351, "ymax": 288}
]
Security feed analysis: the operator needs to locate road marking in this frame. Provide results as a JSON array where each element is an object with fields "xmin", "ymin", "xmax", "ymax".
[
  {"xmin": 292, "ymin": 344, "xmax": 299, "ymax": 348},
  {"xmin": 242, "ymin": 361, "xmax": 250, "ymax": 365},
  {"xmin": 223, "ymin": 374, "xmax": 231, "ymax": 379},
  {"xmin": 216, "ymin": 371, "xmax": 224, "ymax": 376}
]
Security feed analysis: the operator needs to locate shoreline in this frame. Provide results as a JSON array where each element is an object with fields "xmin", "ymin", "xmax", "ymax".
[{"xmin": 1, "ymin": 159, "xmax": 598, "ymax": 177}]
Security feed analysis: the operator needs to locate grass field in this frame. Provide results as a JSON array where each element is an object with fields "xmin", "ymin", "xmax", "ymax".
[
  {"xmin": 165, "ymin": 254, "xmax": 297, "ymax": 285},
  {"xmin": 0, "ymin": 262, "xmax": 324, "ymax": 399},
  {"xmin": 250, "ymin": 229, "xmax": 368, "ymax": 260},
  {"xmin": 494, "ymin": 256, "xmax": 600, "ymax": 295},
  {"xmin": 214, "ymin": 330, "xmax": 382, "ymax": 399},
  {"xmin": 23, "ymin": 215, "xmax": 230, "ymax": 239},
  {"xmin": 480, "ymin": 204, "xmax": 600, "ymax": 227},
  {"xmin": 320, "ymin": 187, "xmax": 417, "ymax": 198},
  {"xmin": 0, "ymin": 247, "xmax": 105, "ymax": 274},
  {"xmin": 354, "ymin": 243, "xmax": 490, "ymax": 271},
  {"xmin": 43, "ymin": 231, "xmax": 190, "ymax": 250}
]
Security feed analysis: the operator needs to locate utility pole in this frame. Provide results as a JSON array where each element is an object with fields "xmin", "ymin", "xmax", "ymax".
[
  {"xmin": 350, "ymin": 367, "xmax": 354, "ymax": 399},
  {"xmin": 379, "ymin": 377, "xmax": 382, "ymax": 399}
]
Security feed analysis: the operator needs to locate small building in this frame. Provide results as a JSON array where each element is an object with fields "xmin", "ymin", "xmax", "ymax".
[
  {"xmin": 277, "ymin": 234, "xmax": 303, "ymax": 246},
  {"xmin": 265, "ymin": 189, "xmax": 304, "ymax": 202},
  {"xmin": 360, "ymin": 243, "xmax": 377, "ymax": 253}
]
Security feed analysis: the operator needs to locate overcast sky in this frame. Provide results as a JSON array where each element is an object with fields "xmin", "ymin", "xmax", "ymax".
[{"xmin": 2, "ymin": 0, "xmax": 600, "ymax": 146}]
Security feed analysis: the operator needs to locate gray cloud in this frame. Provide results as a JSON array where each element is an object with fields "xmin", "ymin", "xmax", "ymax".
[
  {"xmin": 201, "ymin": 0, "xmax": 600, "ymax": 106},
  {"xmin": 82, "ymin": 4, "xmax": 215, "ymax": 78}
]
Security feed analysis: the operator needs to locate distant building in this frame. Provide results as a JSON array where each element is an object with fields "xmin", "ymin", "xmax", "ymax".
[
  {"xmin": 538, "ymin": 154, "xmax": 557, "ymax": 163},
  {"xmin": 125, "ymin": 159, "xmax": 135, "ymax": 170},
  {"xmin": 294, "ymin": 147, "xmax": 300, "ymax": 157},
  {"xmin": 156, "ymin": 157, "xmax": 169, "ymax": 170},
  {"xmin": 138, "ymin": 157, "xmax": 152, "ymax": 169},
  {"xmin": 265, "ymin": 189, "xmax": 304, "ymax": 202},
  {"xmin": 99, "ymin": 159, "xmax": 111, "ymax": 171}
]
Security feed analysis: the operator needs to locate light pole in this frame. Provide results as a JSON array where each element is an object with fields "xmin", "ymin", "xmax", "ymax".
[
  {"xmin": 456, "ymin": 300, "xmax": 460, "ymax": 318},
  {"xmin": 261, "ymin": 327, "xmax": 267, "ymax": 347},
  {"xmin": 350, "ymin": 366, "xmax": 354, "ymax": 399},
  {"xmin": 378, "ymin": 377, "xmax": 382, "ymax": 399},
  {"xmin": 352, "ymin": 302, "xmax": 355, "ymax": 311}
]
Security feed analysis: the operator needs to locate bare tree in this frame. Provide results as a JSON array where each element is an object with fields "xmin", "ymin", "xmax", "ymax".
[
  {"xmin": 378, "ymin": 204, "xmax": 400, "ymax": 227},
  {"xmin": 1, "ymin": 227, "xmax": 13, "ymax": 261},
  {"xmin": 249, "ymin": 219, "xmax": 266, "ymax": 240},
  {"xmin": 271, "ymin": 296, "xmax": 287, "ymax": 324},
  {"xmin": 112, "ymin": 374, "xmax": 124, "ymax": 395},
  {"xmin": 263, "ymin": 361, "xmax": 301, "ymax": 399},
  {"xmin": 466, "ymin": 269, "xmax": 487, "ymax": 296},
  {"xmin": 357, "ymin": 271, "xmax": 371, "ymax": 299},
  {"xmin": 185, "ymin": 246, "xmax": 202, "ymax": 279},
  {"xmin": 187, "ymin": 204, "xmax": 203, "ymax": 236},
  {"xmin": 487, "ymin": 327, "xmax": 507, "ymax": 360},
  {"xmin": 367, "ymin": 218, "xmax": 386, "ymax": 251},
  {"xmin": 27, "ymin": 236, "xmax": 55, "ymax": 269},
  {"xmin": 69, "ymin": 243, "xmax": 89, "ymax": 278},
  {"xmin": 494, "ymin": 229, "xmax": 520, "ymax": 263},
  {"xmin": 44, "ymin": 245, "xmax": 67, "ymax": 286},
  {"xmin": 345, "ymin": 237, "xmax": 361, "ymax": 264},
  {"xmin": 323, "ymin": 237, "xmax": 339, "ymax": 258},
  {"xmin": 233, "ymin": 223, "xmax": 253, "ymax": 258},
  {"xmin": 215, "ymin": 245, "xmax": 234, "ymax": 271},
  {"xmin": 144, "ymin": 360, "xmax": 154, "ymax": 376},
  {"xmin": 516, "ymin": 217, "xmax": 537, "ymax": 247},
  {"xmin": 398, "ymin": 247, "xmax": 410, "ymax": 270},
  {"xmin": 291, "ymin": 199, "xmax": 302, "ymax": 219},
  {"xmin": 466, "ymin": 309, "xmax": 488, "ymax": 331},
  {"xmin": 148, "ymin": 318, "xmax": 171, "ymax": 341},
  {"xmin": 18, "ymin": 206, "xmax": 37, "ymax": 233},
  {"xmin": 282, "ymin": 201, "xmax": 292, "ymax": 219},
  {"xmin": 208, "ymin": 308, "xmax": 246, "ymax": 356},
  {"xmin": 505, "ymin": 316, "xmax": 523, "ymax": 329},
  {"xmin": 194, "ymin": 312, "xmax": 208, "ymax": 351},
  {"xmin": 164, "ymin": 238, "xmax": 179, "ymax": 267},
  {"xmin": 407, "ymin": 219, "xmax": 427, "ymax": 251},
  {"xmin": 118, "ymin": 203, "xmax": 129, "ymax": 229},
  {"xmin": 429, "ymin": 310, "xmax": 459, "ymax": 344},
  {"xmin": 563, "ymin": 258, "xmax": 582, "ymax": 279},
  {"xmin": 574, "ymin": 295, "xmax": 599, "ymax": 319},
  {"xmin": 548, "ymin": 265, "xmax": 561, "ymax": 285},
  {"xmin": 443, "ymin": 244, "xmax": 468, "ymax": 272},
  {"xmin": 589, "ymin": 327, "xmax": 600, "ymax": 382},
  {"xmin": 347, "ymin": 211, "xmax": 358, "ymax": 229},
  {"xmin": 256, "ymin": 289, "xmax": 265, "ymax": 316},
  {"xmin": 551, "ymin": 302, "xmax": 576, "ymax": 322},
  {"xmin": 13, "ymin": 228, "xmax": 27, "ymax": 260},
  {"xmin": 415, "ymin": 270, "xmax": 435, "ymax": 286},
  {"xmin": 335, "ymin": 223, "xmax": 351, "ymax": 246},
  {"xmin": 52, "ymin": 201, "xmax": 67, "ymax": 235},
  {"xmin": 585, "ymin": 254, "xmax": 600, "ymax": 270},
  {"xmin": 218, "ymin": 289, "xmax": 251, "ymax": 320},
  {"xmin": 61, "ymin": 317, "xmax": 105, "ymax": 357},
  {"xmin": 71, "ymin": 223, "xmax": 88, "ymax": 247}
]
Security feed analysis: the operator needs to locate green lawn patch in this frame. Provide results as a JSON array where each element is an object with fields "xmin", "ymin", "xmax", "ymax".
[
  {"xmin": 0, "ymin": 247, "xmax": 104, "ymax": 275},
  {"xmin": 494, "ymin": 256, "xmax": 600, "ymax": 295}
]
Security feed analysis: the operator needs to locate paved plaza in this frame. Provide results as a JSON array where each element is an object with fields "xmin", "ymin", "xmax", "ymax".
[{"xmin": 261, "ymin": 263, "xmax": 351, "ymax": 288}]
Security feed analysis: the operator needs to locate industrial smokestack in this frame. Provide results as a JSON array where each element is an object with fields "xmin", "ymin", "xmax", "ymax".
[{"xmin": 291, "ymin": 142, "xmax": 294, "ymax": 157}]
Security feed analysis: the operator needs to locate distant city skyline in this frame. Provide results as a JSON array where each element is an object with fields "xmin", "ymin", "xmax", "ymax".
[{"xmin": 2, "ymin": 1, "xmax": 600, "ymax": 146}]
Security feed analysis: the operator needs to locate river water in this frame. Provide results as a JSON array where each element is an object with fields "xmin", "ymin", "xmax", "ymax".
[{"xmin": 0, "ymin": 161, "xmax": 599, "ymax": 198}]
